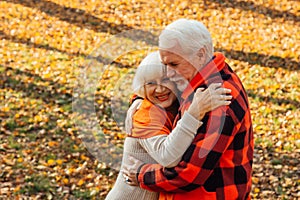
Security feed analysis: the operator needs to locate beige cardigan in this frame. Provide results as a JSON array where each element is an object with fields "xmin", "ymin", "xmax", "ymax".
[{"xmin": 105, "ymin": 111, "xmax": 202, "ymax": 200}]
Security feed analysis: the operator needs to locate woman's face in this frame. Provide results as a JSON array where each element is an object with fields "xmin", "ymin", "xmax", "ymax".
[{"xmin": 144, "ymin": 76, "xmax": 177, "ymax": 108}]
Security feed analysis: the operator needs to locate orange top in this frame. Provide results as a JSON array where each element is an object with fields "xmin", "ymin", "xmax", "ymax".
[{"xmin": 130, "ymin": 99, "xmax": 178, "ymax": 139}]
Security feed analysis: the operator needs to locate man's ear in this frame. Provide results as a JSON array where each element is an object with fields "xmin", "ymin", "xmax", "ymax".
[{"xmin": 197, "ymin": 48, "xmax": 206, "ymax": 66}]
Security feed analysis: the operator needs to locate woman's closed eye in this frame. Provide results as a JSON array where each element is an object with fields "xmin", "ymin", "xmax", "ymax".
[{"xmin": 145, "ymin": 81, "xmax": 157, "ymax": 85}]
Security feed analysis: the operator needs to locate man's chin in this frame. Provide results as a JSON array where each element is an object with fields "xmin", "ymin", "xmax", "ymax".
[{"xmin": 176, "ymin": 82, "xmax": 189, "ymax": 92}]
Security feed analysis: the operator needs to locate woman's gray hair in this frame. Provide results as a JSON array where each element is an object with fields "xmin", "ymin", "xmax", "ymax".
[
  {"xmin": 132, "ymin": 51, "xmax": 165, "ymax": 98},
  {"xmin": 159, "ymin": 19, "xmax": 213, "ymax": 60}
]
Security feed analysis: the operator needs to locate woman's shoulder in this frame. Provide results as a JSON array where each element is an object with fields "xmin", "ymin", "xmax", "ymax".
[
  {"xmin": 134, "ymin": 99, "xmax": 166, "ymax": 123},
  {"xmin": 131, "ymin": 99, "xmax": 172, "ymax": 138}
]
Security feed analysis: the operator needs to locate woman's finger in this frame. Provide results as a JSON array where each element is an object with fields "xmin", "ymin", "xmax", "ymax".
[{"xmin": 125, "ymin": 99, "xmax": 142, "ymax": 135}]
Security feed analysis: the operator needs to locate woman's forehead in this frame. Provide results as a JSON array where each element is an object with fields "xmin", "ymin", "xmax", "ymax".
[
  {"xmin": 144, "ymin": 67, "xmax": 167, "ymax": 81},
  {"xmin": 144, "ymin": 70, "xmax": 165, "ymax": 82}
]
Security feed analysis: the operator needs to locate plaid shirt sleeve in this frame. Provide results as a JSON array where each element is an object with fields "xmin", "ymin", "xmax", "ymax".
[{"xmin": 137, "ymin": 70, "xmax": 253, "ymax": 194}]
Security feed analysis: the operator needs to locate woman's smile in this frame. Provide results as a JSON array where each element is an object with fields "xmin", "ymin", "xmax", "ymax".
[{"xmin": 156, "ymin": 92, "xmax": 171, "ymax": 102}]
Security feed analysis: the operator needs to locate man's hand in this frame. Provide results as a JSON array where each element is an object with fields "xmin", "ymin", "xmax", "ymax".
[
  {"xmin": 121, "ymin": 156, "xmax": 144, "ymax": 186},
  {"xmin": 125, "ymin": 99, "xmax": 142, "ymax": 135},
  {"xmin": 187, "ymin": 83, "xmax": 232, "ymax": 120}
]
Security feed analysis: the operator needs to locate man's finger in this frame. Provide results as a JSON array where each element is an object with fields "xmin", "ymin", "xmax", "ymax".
[
  {"xmin": 195, "ymin": 87, "xmax": 205, "ymax": 93},
  {"xmin": 216, "ymin": 87, "xmax": 231, "ymax": 94},
  {"xmin": 209, "ymin": 83, "xmax": 222, "ymax": 89}
]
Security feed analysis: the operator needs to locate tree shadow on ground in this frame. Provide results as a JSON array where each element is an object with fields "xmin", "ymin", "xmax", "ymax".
[
  {"xmin": 1, "ymin": 65, "xmax": 72, "ymax": 105},
  {"xmin": 4, "ymin": 0, "xmax": 159, "ymax": 46},
  {"xmin": 4, "ymin": 0, "xmax": 130, "ymax": 34},
  {"xmin": 217, "ymin": 48, "xmax": 300, "ymax": 71},
  {"xmin": 247, "ymin": 89, "xmax": 300, "ymax": 109},
  {"xmin": 208, "ymin": 0, "xmax": 299, "ymax": 24},
  {"xmin": 3, "ymin": 0, "xmax": 299, "ymax": 72},
  {"xmin": 2, "ymin": 27, "xmax": 298, "ymax": 71},
  {"xmin": 0, "ymin": 30, "xmax": 132, "ymax": 68},
  {"xmin": 0, "ymin": 30, "xmax": 84, "ymax": 57}
]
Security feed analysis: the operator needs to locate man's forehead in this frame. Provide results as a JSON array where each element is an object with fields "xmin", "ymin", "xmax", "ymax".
[
  {"xmin": 159, "ymin": 50, "xmax": 183, "ymax": 61},
  {"xmin": 160, "ymin": 49, "xmax": 177, "ymax": 55}
]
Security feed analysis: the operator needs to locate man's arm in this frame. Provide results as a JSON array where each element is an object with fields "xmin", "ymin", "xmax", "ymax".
[
  {"xmin": 136, "ymin": 83, "xmax": 247, "ymax": 193},
  {"xmin": 138, "ymin": 106, "xmax": 239, "ymax": 192}
]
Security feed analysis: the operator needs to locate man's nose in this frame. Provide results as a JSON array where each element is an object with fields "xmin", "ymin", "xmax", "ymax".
[{"xmin": 166, "ymin": 66, "xmax": 176, "ymax": 78}]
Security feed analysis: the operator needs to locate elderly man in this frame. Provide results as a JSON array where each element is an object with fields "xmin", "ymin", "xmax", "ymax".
[{"xmin": 123, "ymin": 19, "xmax": 253, "ymax": 200}]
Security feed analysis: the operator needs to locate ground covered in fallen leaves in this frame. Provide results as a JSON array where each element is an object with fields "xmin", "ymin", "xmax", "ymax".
[{"xmin": 0, "ymin": 0, "xmax": 299, "ymax": 199}]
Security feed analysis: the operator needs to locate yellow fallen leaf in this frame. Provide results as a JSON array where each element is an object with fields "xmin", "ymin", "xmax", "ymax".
[
  {"xmin": 1, "ymin": 106, "xmax": 10, "ymax": 112},
  {"xmin": 47, "ymin": 159, "xmax": 56, "ymax": 166},
  {"xmin": 56, "ymin": 175, "xmax": 62, "ymax": 181},
  {"xmin": 80, "ymin": 154, "xmax": 89, "ymax": 161},
  {"xmin": 15, "ymin": 113, "xmax": 20, "ymax": 119},
  {"xmin": 86, "ymin": 174, "xmax": 93, "ymax": 179},
  {"xmin": 56, "ymin": 159, "xmax": 63, "ymax": 165},
  {"xmin": 34, "ymin": 115, "xmax": 43, "ymax": 123},
  {"xmin": 14, "ymin": 186, "xmax": 21, "ymax": 193},
  {"xmin": 252, "ymin": 177, "xmax": 259, "ymax": 184},
  {"xmin": 63, "ymin": 178, "xmax": 69, "ymax": 184},
  {"xmin": 254, "ymin": 187, "xmax": 260, "ymax": 193},
  {"xmin": 48, "ymin": 141, "xmax": 58, "ymax": 147},
  {"xmin": 3, "ymin": 157, "xmax": 15, "ymax": 166},
  {"xmin": 66, "ymin": 168, "xmax": 75, "ymax": 175},
  {"xmin": 43, "ymin": 72, "xmax": 52, "ymax": 79},
  {"xmin": 77, "ymin": 179, "xmax": 84, "ymax": 186}
]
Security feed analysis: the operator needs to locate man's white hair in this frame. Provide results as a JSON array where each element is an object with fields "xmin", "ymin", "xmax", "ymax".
[
  {"xmin": 132, "ymin": 51, "xmax": 165, "ymax": 98},
  {"xmin": 159, "ymin": 19, "xmax": 213, "ymax": 60}
]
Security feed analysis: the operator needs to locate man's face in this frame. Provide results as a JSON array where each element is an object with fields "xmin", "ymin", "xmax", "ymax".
[{"xmin": 159, "ymin": 50, "xmax": 197, "ymax": 91}]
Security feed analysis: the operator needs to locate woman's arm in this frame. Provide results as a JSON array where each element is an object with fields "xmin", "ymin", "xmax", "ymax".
[{"xmin": 138, "ymin": 111, "xmax": 202, "ymax": 167}]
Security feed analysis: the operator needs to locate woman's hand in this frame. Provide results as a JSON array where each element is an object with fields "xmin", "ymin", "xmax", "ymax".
[
  {"xmin": 125, "ymin": 99, "xmax": 142, "ymax": 135},
  {"xmin": 187, "ymin": 83, "xmax": 232, "ymax": 120}
]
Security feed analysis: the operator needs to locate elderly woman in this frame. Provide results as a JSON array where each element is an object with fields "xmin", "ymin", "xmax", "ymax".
[{"xmin": 105, "ymin": 51, "xmax": 231, "ymax": 200}]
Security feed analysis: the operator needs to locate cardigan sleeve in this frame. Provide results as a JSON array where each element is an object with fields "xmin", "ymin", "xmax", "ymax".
[{"xmin": 138, "ymin": 112, "xmax": 203, "ymax": 168}]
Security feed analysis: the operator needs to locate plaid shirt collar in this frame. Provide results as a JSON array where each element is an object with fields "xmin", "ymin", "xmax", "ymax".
[{"xmin": 181, "ymin": 52, "xmax": 226, "ymax": 100}]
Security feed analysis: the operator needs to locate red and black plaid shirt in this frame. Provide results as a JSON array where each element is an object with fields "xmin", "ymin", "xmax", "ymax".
[{"xmin": 137, "ymin": 53, "xmax": 253, "ymax": 199}]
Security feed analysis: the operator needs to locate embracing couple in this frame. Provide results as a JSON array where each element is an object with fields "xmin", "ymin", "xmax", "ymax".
[{"xmin": 105, "ymin": 18, "xmax": 253, "ymax": 200}]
